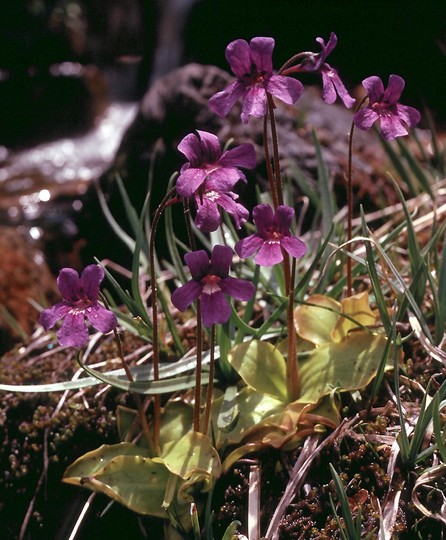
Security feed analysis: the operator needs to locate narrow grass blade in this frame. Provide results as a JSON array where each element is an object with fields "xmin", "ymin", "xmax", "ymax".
[
  {"xmin": 294, "ymin": 223, "xmax": 335, "ymax": 300},
  {"xmin": 396, "ymin": 138, "xmax": 434, "ymax": 198},
  {"xmin": 432, "ymin": 394, "xmax": 446, "ymax": 463},
  {"xmin": 424, "ymin": 109, "xmax": 446, "ymax": 175},
  {"xmin": 98, "ymin": 262, "xmax": 152, "ymax": 331},
  {"xmin": 371, "ymin": 235, "xmax": 433, "ymax": 341},
  {"xmin": 360, "ymin": 208, "xmax": 391, "ymax": 335},
  {"xmin": 435, "ymin": 231, "xmax": 446, "ymax": 344},
  {"xmin": 329, "ymin": 463, "xmax": 357, "ymax": 539},
  {"xmin": 379, "ymin": 137, "xmax": 418, "ymax": 196},
  {"xmin": 115, "ymin": 174, "xmax": 143, "ymax": 243},
  {"xmin": 390, "ymin": 177, "xmax": 426, "ymax": 306},
  {"xmin": 0, "ymin": 305, "xmax": 28, "ymax": 342},
  {"xmin": 235, "ymin": 264, "xmax": 260, "ymax": 344},
  {"xmin": 221, "ymin": 521, "xmax": 242, "ymax": 540},
  {"xmin": 165, "ymin": 201, "xmax": 188, "ymax": 284},
  {"xmin": 95, "ymin": 181, "xmax": 137, "ymax": 254},
  {"xmin": 290, "ymin": 164, "xmax": 321, "ymax": 208},
  {"xmin": 77, "ymin": 356, "xmax": 210, "ymax": 395},
  {"xmin": 312, "ymin": 128, "xmax": 335, "ymax": 238}
]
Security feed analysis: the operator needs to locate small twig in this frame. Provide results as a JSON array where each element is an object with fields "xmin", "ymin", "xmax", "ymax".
[
  {"xmin": 67, "ymin": 493, "xmax": 97, "ymax": 540},
  {"xmin": 248, "ymin": 461, "xmax": 261, "ymax": 540}
]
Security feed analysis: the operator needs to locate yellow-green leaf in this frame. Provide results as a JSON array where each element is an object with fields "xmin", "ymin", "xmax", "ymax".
[
  {"xmin": 63, "ymin": 442, "xmax": 150, "ymax": 479},
  {"xmin": 294, "ymin": 295, "xmax": 341, "ymax": 345},
  {"xmin": 156, "ymin": 431, "xmax": 221, "ymax": 483},
  {"xmin": 159, "ymin": 400, "xmax": 194, "ymax": 454},
  {"xmin": 228, "ymin": 340, "xmax": 287, "ymax": 402},
  {"xmin": 63, "ymin": 445, "xmax": 176, "ymax": 518},
  {"xmin": 331, "ymin": 291, "xmax": 376, "ymax": 342},
  {"xmin": 296, "ymin": 331, "xmax": 393, "ymax": 403},
  {"xmin": 215, "ymin": 387, "xmax": 286, "ymax": 446}
]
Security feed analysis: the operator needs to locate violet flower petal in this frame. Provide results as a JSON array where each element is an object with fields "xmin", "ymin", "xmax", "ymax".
[
  {"xmin": 200, "ymin": 290, "xmax": 231, "ymax": 326},
  {"xmin": 220, "ymin": 276, "xmax": 256, "ymax": 301},
  {"xmin": 57, "ymin": 312, "xmax": 89, "ymax": 348},
  {"xmin": 214, "ymin": 192, "xmax": 249, "ymax": 229},
  {"xmin": 80, "ymin": 264, "xmax": 104, "ymax": 300},
  {"xmin": 321, "ymin": 69, "xmax": 356, "ymax": 108},
  {"xmin": 379, "ymin": 114, "xmax": 408, "ymax": 140},
  {"xmin": 316, "ymin": 32, "xmax": 337, "ymax": 60},
  {"xmin": 396, "ymin": 103, "xmax": 421, "ymax": 128},
  {"xmin": 252, "ymin": 204, "xmax": 274, "ymax": 234},
  {"xmin": 219, "ymin": 143, "xmax": 256, "ymax": 170},
  {"xmin": 208, "ymin": 81, "xmax": 246, "ymax": 118},
  {"xmin": 361, "ymin": 76, "xmax": 384, "ymax": 103},
  {"xmin": 210, "ymin": 245, "xmax": 233, "ymax": 277},
  {"xmin": 320, "ymin": 71, "xmax": 337, "ymax": 104},
  {"xmin": 171, "ymin": 280, "xmax": 203, "ymax": 312},
  {"xmin": 177, "ymin": 132, "xmax": 203, "ymax": 165},
  {"xmin": 265, "ymin": 74, "xmax": 304, "ymax": 105},
  {"xmin": 195, "ymin": 130, "xmax": 222, "ymax": 163},
  {"xmin": 241, "ymin": 85, "xmax": 267, "ymax": 123},
  {"xmin": 249, "ymin": 36, "xmax": 275, "ymax": 74},
  {"xmin": 194, "ymin": 197, "xmax": 222, "ymax": 232},
  {"xmin": 353, "ymin": 108, "xmax": 379, "ymax": 131},
  {"xmin": 184, "ymin": 250, "xmax": 209, "ymax": 280},
  {"xmin": 235, "ymin": 234, "xmax": 264, "ymax": 259},
  {"xmin": 274, "ymin": 205, "xmax": 295, "ymax": 232},
  {"xmin": 281, "ymin": 236, "xmax": 308, "ymax": 259},
  {"xmin": 208, "ymin": 167, "xmax": 246, "ymax": 192},
  {"xmin": 85, "ymin": 304, "xmax": 118, "ymax": 334},
  {"xmin": 225, "ymin": 39, "xmax": 253, "ymax": 79},
  {"xmin": 382, "ymin": 74, "xmax": 405, "ymax": 104},
  {"xmin": 176, "ymin": 167, "xmax": 208, "ymax": 197},
  {"xmin": 254, "ymin": 241, "xmax": 284, "ymax": 266},
  {"xmin": 57, "ymin": 268, "xmax": 81, "ymax": 302},
  {"xmin": 39, "ymin": 302, "xmax": 71, "ymax": 330}
]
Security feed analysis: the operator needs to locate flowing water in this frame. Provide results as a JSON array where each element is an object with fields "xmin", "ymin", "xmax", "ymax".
[{"xmin": 0, "ymin": 101, "xmax": 138, "ymax": 236}]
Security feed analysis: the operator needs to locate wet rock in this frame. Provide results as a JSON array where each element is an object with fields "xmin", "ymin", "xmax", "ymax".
[{"xmin": 0, "ymin": 226, "xmax": 57, "ymax": 354}]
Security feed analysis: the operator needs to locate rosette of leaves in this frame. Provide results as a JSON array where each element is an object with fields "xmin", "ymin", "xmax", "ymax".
[
  {"xmin": 220, "ymin": 292, "xmax": 399, "ymax": 468},
  {"xmin": 63, "ymin": 400, "xmax": 220, "ymax": 530}
]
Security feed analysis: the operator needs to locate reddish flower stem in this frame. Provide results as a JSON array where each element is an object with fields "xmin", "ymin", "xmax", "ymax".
[
  {"xmin": 182, "ymin": 198, "xmax": 203, "ymax": 432},
  {"xmin": 149, "ymin": 186, "xmax": 177, "ymax": 454},
  {"xmin": 346, "ymin": 95, "xmax": 368, "ymax": 296},
  {"xmin": 286, "ymin": 257, "xmax": 299, "ymax": 401},
  {"xmin": 263, "ymin": 114, "xmax": 279, "ymax": 209},
  {"xmin": 278, "ymin": 51, "xmax": 314, "ymax": 75},
  {"xmin": 193, "ymin": 302, "xmax": 203, "ymax": 432},
  {"xmin": 201, "ymin": 324, "xmax": 215, "ymax": 435},
  {"xmin": 267, "ymin": 93, "xmax": 284, "ymax": 207},
  {"xmin": 266, "ymin": 92, "xmax": 299, "ymax": 400}
]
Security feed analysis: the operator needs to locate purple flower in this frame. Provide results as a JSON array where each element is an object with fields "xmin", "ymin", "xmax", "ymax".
[
  {"xmin": 353, "ymin": 74, "xmax": 421, "ymax": 139},
  {"xmin": 177, "ymin": 130, "xmax": 254, "ymax": 233},
  {"xmin": 40, "ymin": 265, "xmax": 118, "ymax": 347},
  {"xmin": 209, "ymin": 37, "xmax": 303, "ymax": 123},
  {"xmin": 235, "ymin": 204, "xmax": 307, "ymax": 266},
  {"xmin": 295, "ymin": 33, "xmax": 355, "ymax": 109},
  {"xmin": 171, "ymin": 245, "xmax": 256, "ymax": 326},
  {"xmin": 194, "ymin": 183, "xmax": 249, "ymax": 233},
  {"xmin": 176, "ymin": 130, "xmax": 256, "ymax": 197}
]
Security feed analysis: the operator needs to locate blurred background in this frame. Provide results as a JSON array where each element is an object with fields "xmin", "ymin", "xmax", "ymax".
[{"xmin": 0, "ymin": 0, "xmax": 445, "ymax": 148}]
